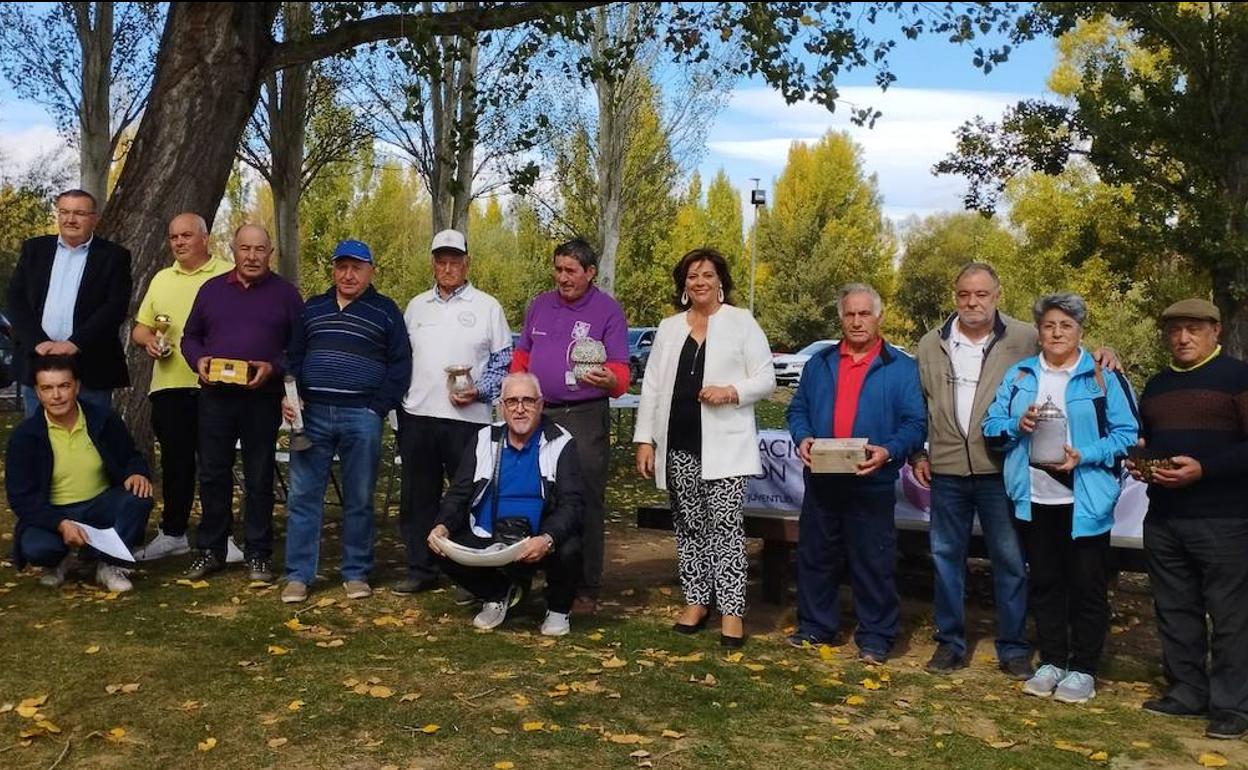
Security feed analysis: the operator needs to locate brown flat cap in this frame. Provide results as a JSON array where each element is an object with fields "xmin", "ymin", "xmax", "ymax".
[{"xmin": 1161, "ymin": 298, "xmax": 1220, "ymax": 323}]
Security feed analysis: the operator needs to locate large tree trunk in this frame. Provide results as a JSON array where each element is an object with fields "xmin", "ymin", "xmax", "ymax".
[
  {"xmin": 426, "ymin": 1, "xmax": 479, "ymax": 236},
  {"xmin": 100, "ymin": 2, "xmax": 281, "ymax": 453},
  {"xmin": 590, "ymin": 5, "xmax": 639, "ymax": 297},
  {"xmin": 270, "ymin": 2, "xmax": 310, "ymax": 285},
  {"xmin": 75, "ymin": 1, "xmax": 113, "ymax": 205}
]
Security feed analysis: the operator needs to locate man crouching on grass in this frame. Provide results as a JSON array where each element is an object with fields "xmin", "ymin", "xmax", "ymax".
[
  {"xmin": 6, "ymin": 355, "xmax": 153, "ymax": 592},
  {"xmin": 427, "ymin": 373, "xmax": 583, "ymax": 636}
]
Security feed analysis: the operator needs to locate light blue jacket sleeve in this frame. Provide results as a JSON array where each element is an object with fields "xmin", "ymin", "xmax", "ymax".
[{"xmin": 1076, "ymin": 372, "xmax": 1138, "ymax": 468}]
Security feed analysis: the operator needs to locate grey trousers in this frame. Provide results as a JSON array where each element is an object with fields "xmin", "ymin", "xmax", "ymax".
[{"xmin": 544, "ymin": 398, "xmax": 610, "ymax": 598}]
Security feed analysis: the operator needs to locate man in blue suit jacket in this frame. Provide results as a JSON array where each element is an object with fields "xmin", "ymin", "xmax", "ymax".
[
  {"xmin": 7, "ymin": 189, "xmax": 132, "ymax": 416},
  {"xmin": 786, "ymin": 283, "xmax": 927, "ymax": 662}
]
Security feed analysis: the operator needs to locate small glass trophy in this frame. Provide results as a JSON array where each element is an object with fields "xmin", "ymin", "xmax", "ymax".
[
  {"xmin": 153, "ymin": 314, "xmax": 173, "ymax": 358},
  {"xmin": 283, "ymin": 375, "xmax": 313, "ymax": 451}
]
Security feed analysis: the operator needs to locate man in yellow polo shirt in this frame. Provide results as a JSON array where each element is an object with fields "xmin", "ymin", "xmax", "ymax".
[
  {"xmin": 131, "ymin": 212, "xmax": 238, "ymax": 562},
  {"xmin": 6, "ymin": 356, "xmax": 154, "ymax": 592}
]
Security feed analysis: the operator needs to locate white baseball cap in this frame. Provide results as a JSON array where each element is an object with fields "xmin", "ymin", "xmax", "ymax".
[{"xmin": 430, "ymin": 229, "xmax": 468, "ymax": 254}]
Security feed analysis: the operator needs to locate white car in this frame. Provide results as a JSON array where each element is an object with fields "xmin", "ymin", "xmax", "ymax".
[{"xmin": 772, "ymin": 339, "xmax": 836, "ymax": 386}]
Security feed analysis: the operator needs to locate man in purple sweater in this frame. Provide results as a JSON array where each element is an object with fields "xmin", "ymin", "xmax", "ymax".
[{"xmin": 180, "ymin": 224, "xmax": 304, "ymax": 581}]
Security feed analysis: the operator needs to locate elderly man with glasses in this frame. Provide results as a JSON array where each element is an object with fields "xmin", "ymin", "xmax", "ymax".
[{"xmin": 426, "ymin": 373, "xmax": 584, "ymax": 636}]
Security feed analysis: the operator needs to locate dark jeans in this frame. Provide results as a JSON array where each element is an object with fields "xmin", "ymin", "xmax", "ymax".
[
  {"xmin": 1022, "ymin": 503, "xmax": 1110, "ymax": 675},
  {"xmin": 150, "ymin": 388, "xmax": 199, "ymax": 537},
  {"xmin": 397, "ymin": 413, "xmax": 480, "ymax": 581},
  {"xmin": 19, "ymin": 487, "xmax": 153, "ymax": 567},
  {"xmin": 196, "ymin": 386, "xmax": 282, "ymax": 561},
  {"xmin": 437, "ymin": 529, "xmax": 582, "ymax": 614},
  {"xmin": 545, "ymin": 398, "xmax": 609, "ymax": 599},
  {"xmin": 929, "ymin": 473, "xmax": 1029, "ymax": 661},
  {"xmin": 796, "ymin": 473, "xmax": 899, "ymax": 654},
  {"xmin": 1145, "ymin": 515, "xmax": 1248, "ymax": 718}
]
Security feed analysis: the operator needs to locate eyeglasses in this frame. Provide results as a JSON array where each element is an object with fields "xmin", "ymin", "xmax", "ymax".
[
  {"xmin": 1039, "ymin": 321, "xmax": 1079, "ymax": 334},
  {"xmin": 502, "ymin": 396, "xmax": 540, "ymax": 410},
  {"xmin": 56, "ymin": 208, "xmax": 96, "ymax": 218}
]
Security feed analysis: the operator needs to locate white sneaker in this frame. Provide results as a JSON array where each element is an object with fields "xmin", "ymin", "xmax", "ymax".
[
  {"xmin": 135, "ymin": 530, "xmax": 190, "ymax": 561},
  {"xmin": 39, "ymin": 555, "xmax": 72, "ymax": 587},
  {"xmin": 1053, "ymin": 671, "xmax": 1097, "ymax": 704},
  {"xmin": 472, "ymin": 583, "xmax": 521, "ymax": 630},
  {"xmin": 1022, "ymin": 663, "xmax": 1066, "ymax": 698},
  {"xmin": 96, "ymin": 563, "xmax": 133, "ymax": 593},
  {"xmin": 540, "ymin": 611, "xmax": 570, "ymax": 637},
  {"xmin": 225, "ymin": 537, "xmax": 244, "ymax": 564}
]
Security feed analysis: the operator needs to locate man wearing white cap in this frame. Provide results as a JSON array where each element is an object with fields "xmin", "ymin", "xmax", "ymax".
[{"xmin": 394, "ymin": 228, "xmax": 512, "ymax": 594}]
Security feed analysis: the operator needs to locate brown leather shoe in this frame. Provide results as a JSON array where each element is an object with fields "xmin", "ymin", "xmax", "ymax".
[{"xmin": 571, "ymin": 595, "xmax": 599, "ymax": 616}]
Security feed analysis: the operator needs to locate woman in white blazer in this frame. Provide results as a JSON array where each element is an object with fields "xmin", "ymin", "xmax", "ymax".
[{"xmin": 634, "ymin": 248, "xmax": 775, "ymax": 647}]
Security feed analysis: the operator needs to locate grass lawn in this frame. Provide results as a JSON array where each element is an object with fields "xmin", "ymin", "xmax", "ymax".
[{"xmin": 0, "ymin": 397, "xmax": 1243, "ymax": 769}]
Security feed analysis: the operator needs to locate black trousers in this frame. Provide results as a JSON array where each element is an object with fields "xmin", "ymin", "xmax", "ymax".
[
  {"xmin": 1022, "ymin": 503, "xmax": 1111, "ymax": 675},
  {"xmin": 1145, "ymin": 515, "xmax": 1248, "ymax": 718},
  {"xmin": 397, "ymin": 413, "xmax": 479, "ymax": 581},
  {"xmin": 544, "ymin": 398, "xmax": 609, "ymax": 598},
  {"xmin": 196, "ymin": 387, "xmax": 282, "ymax": 560},
  {"xmin": 150, "ymin": 388, "xmax": 199, "ymax": 537},
  {"xmin": 437, "ymin": 529, "xmax": 582, "ymax": 614}
]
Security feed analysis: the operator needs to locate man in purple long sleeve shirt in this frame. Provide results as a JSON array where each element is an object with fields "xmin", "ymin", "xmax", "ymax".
[{"xmin": 180, "ymin": 224, "xmax": 304, "ymax": 581}]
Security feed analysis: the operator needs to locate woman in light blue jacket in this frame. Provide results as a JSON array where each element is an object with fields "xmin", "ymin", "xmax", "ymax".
[{"xmin": 983, "ymin": 293, "xmax": 1137, "ymax": 706}]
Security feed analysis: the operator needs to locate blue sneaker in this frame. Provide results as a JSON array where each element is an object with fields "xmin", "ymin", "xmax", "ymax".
[
  {"xmin": 1022, "ymin": 663, "xmax": 1066, "ymax": 697},
  {"xmin": 1053, "ymin": 671, "xmax": 1096, "ymax": 704}
]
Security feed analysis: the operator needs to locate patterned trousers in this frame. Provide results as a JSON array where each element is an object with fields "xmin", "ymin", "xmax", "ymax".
[{"xmin": 667, "ymin": 449, "xmax": 749, "ymax": 617}]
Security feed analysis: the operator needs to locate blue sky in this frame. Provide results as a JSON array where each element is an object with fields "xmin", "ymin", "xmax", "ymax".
[
  {"xmin": 0, "ymin": 11, "xmax": 1059, "ymax": 226},
  {"xmin": 699, "ymin": 28, "xmax": 1058, "ymax": 224}
]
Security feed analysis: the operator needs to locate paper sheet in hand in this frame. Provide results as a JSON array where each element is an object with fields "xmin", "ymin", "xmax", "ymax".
[
  {"xmin": 432, "ymin": 535, "xmax": 528, "ymax": 567},
  {"xmin": 75, "ymin": 523, "xmax": 136, "ymax": 563}
]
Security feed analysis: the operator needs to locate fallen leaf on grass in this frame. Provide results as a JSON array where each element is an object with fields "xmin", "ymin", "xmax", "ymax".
[
  {"xmin": 316, "ymin": 639, "xmax": 345, "ymax": 648},
  {"xmin": 743, "ymin": 663, "xmax": 766, "ymax": 673},
  {"xmin": 512, "ymin": 694, "xmax": 530, "ymax": 708},
  {"xmin": 284, "ymin": 618, "xmax": 308, "ymax": 631},
  {"xmin": 669, "ymin": 652, "xmax": 703, "ymax": 663},
  {"xmin": 1089, "ymin": 751, "xmax": 1108, "ymax": 762},
  {"xmin": 267, "ymin": 645, "xmax": 291, "ymax": 656},
  {"xmin": 602, "ymin": 656, "xmax": 628, "ymax": 669},
  {"xmin": 661, "ymin": 729, "xmax": 685, "ymax": 739},
  {"xmin": 106, "ymin": 727, "xmax": 127, "ymax": 743},
  {"xmin": 16, "ymin": 695, "xmax": 48, "ymax": 718},
  {"xmin": 176, "ymin": 700, "xmax": 201, "ymax": 711},
  {"xmin": 689, "ymin": 673, "xmax": 717, "ymax": 687},
  {"xmin": 861, "ymin": 677, "xmax": 882, "ymax": 690},
  {"xmin": 608, "ymin": 734, "xmax": 652, "ymax": 745},
  {"xmin": 844, "ymin": 695, "xmax": 866, "ymax": 706},
  {"xmin": 494, "ymin": 763, "xmax": 515, "ymax": 770},
  {"xmin": 829, "ymin": 717, "xmax": 850, "ymax": 726},
  {"xmin": 372, "ymin": 615, "xmax": 404, "ymax": 627},
  {"xmin": 1130, "ymin": 741, "xmax": 1151, "ymax": 749},
  {"xmin": 490, "ymin": 727, "xmax": 509, "ymax": 735},
  {"xmin": 630, "ymin": 750, "xmax": 651, "ymax": 758},
  {"xmin": 1198, "ymin": 753, "xmax": 1229, "ymax": 768},
  {"xmin": 268, "ymin": 737, "xmax": 288, "ymax": 748},
  {"xmin": 419, "ymin": 724, "xmax": 440, "ymax": 734},
  {"xmin": 287, "ymin": 700, "xmax": 304, "ymax": 711},
  {"xmin": 105, "ymin": 683, "xmax": 141, "ymax": 695},
  {"xmin": 35, "ymin": 719, "xmax": 61, "ymax": 733},
  {"xmin": 723, "ymin": 652, "xmax": 743, "ymax": 663},
  {"xmin": 523, "ymin": 721, "xmax": 545, "ymax": 732},
  {"xmin": 368, "ymin": 686, "xmax": 393, "ymax": 699},
  {"xmin": 399, "ymin": 692, "xmax": 420, "ymax": 702},
  {"xmin": 197, "ymin": 737, "xmax": 217, "ymax": 752},
  {"xmin": 986, "ymin": 740, "xmax": 1016, "ymax": 749},
  {"xmin": 85, "ymin": 644, "xmax": 100, "ymax": 654},
  {"xmin": 818, "ymin": 645, "xmax": 836, "ymax": 661}
]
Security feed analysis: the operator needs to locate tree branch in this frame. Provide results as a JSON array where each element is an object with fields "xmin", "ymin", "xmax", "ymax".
[{"xmin": 263, "ymin": 2, "xmax": 606, "ymax": 74}]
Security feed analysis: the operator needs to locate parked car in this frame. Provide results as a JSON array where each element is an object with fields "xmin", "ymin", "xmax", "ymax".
[
  {"xmin": 772, "ymin": 339, "xmax": 836, "ymax": 386},
  {"xmin": 628, "ymin": 327, "xmax": 658, "ymax": 382}
]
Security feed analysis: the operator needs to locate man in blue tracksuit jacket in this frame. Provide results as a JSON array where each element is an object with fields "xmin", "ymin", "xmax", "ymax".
[{"xmin": 786, "ymin": 283, "xmax": 927, "ymax": 662}]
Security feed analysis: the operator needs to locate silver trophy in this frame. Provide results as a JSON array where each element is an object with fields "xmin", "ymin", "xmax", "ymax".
[
  {"xmin": 1029, "ymin": 396, "xmax": 1067, "ymax": 466},
  {"xmin": 445, "ymin": 365, "xmax": 476, "ymax": 396},
  {"xmin": 283, "ymin": 375, "xmax": 313, "ymax": 451}
]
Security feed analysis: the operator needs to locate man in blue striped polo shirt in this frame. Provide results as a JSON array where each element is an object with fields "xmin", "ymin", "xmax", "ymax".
[{"xmin": 280, "ymin": 240, "xmax": 412, "ymax": 603}]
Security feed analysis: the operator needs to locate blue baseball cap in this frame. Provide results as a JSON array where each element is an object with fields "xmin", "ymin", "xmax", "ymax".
[{"xmin": 332, "ymin": 239, "xmax": 373, "ymax": 264}]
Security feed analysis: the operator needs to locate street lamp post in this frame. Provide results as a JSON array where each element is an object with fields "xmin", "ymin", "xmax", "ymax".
[{"xmin": 748, "ymin": 178, "xmax": 766, "ymax": 313}]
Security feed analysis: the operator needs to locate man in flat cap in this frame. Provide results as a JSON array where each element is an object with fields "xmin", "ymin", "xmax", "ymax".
[{"xmin": 1130, "ymin": 298, "xmax": 1248, "ymax": 740}]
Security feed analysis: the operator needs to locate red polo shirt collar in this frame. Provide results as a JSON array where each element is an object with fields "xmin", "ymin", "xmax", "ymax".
[{"xmin": 833, "ymin": 338, "xmax": 883, "ymax": 438}]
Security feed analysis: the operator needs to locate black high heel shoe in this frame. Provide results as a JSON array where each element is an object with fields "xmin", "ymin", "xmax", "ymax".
[
  {"xmin": 719, "ymin": 633, "xmax": 746, "ymax": 649},
  {"xmin": 672, "ymin": 613, "xmax": 709, "ymax": 635}
]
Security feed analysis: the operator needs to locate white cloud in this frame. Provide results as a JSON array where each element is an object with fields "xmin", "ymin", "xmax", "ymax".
[
  {"xmin": 0, "ymin": 124, "xmax": 71, "ymax": 177},
  {"xmin": 702, "ymin": 86, "xmax": 1036, "ymax": 224}
]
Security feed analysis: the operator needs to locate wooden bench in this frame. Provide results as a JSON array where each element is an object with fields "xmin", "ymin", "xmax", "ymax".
[{"xmin": 636, "ymin": 505, "xmax": 1147, "ymax": 605}]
